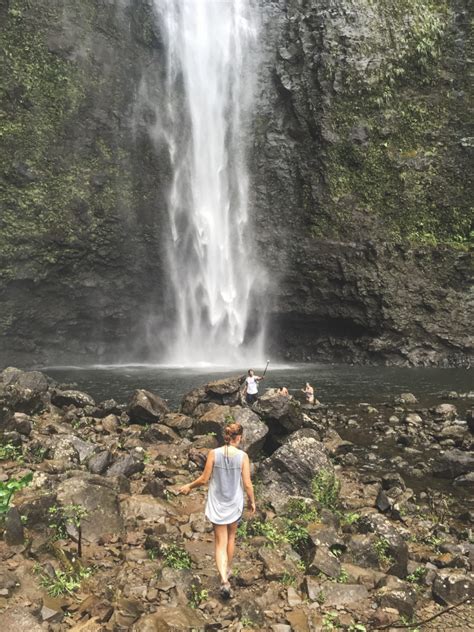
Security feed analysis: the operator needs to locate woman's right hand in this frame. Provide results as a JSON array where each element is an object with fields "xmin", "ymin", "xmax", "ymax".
[{"xmin": 248, "ymin": 500, "xmax": 256, "ymax": 515}]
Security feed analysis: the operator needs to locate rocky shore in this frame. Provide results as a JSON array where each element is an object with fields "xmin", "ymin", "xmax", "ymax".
[{"xmin": 0, "ymin": 367, "xmax": 473, "ymax": 631}]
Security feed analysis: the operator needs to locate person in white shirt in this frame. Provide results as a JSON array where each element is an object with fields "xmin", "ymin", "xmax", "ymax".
[{"xmin": 243, "ymin": 369, "xmax": 264, "ymax": 405}]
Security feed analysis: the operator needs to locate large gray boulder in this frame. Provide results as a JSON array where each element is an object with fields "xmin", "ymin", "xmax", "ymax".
[
  {"xmin": 56, "ymin": 475, "xmax": 123, "ymax": 542},
  {"xmin": 0, "ymin": 369, "xmax": 49, "ymax": 414},
  {"xmin": 51, "ymin": 389, "xmax": 95, "ymax": 408},
  {"xmin": 260, "ymin": 429, "xmax": 332, "ymax": 509},
  {"xmin": 128, "ymin": 389, "xmax": 169, "ymax": 423},
  {"xmin": 254, "ymin": 391, "xmax": 306, "ymax": 432},
  {"xmin": 432, "ymin": 449, "xmax": 474, "ymax": 478}
]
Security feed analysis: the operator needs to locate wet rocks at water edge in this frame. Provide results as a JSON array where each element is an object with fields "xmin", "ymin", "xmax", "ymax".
[{"xmin": 0, "ymin": 368, "xmax": 473, "ymax": 630}]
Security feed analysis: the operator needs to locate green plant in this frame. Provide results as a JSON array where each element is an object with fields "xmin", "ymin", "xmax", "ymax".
[
  {"xmin": 374, "ymin": 537, "xmax": 394, "ymax": 568},
  {"xmin": 189, "ymin": 580, "xmax": 208, "ymax": 608},
  {"xmin": 340, "ymin": 512, "xmax": 360, "ymax": 527},
  {"xmin": 48, "ymin": 504, "xmax": 88, "ymax": 557},
  {"xmin": 148, "ymin": 547, "xmax": 159, "ymax": 560},
  {"xmin": 0, "ymin": 472, "xmax": 33, "ymax": 521},
  {"xmin": 0, "ymin": 442, "xmax": 23, "ymax": 462},
  {"xmin": 283, "ymin": 520, "xmax": 309, "ymax": 548},
  {"xmin": 34, "ymin": 564, "xmax": 93, "ymax": 597},
  {"xmin": 280, "ymin": 572, "xmax": 296, "ymax": 587},
  {"xmin": 286, "ymin": 498, "xmax": 318, "ymax": 523},
  {"xmin": 161, "ymin": 542, "xmax": 192, "ymax": 569},
  {"xmin": 237, "ymin": 519, "xmax": 249, "ymax": 539},
  {"xmin": 336, "ymin": 568, "xmax": 349, "ymax": 584},
  {"xmin": 311, "ymin": 470, "xmax": 341, "ymax": 511},
  {"xmin": 348, "ymin": 624, "xmax": 367, "ymax": 632},
  {"xmin": 28, "ymin": 444, "xmax": 48, "ymax": 463},
  {"xmin": 400, "ymin": 615, "xmax": 420, "ymax": 632},
  {"xmin": 406, "ymin": 566, "xmax": 427, "ymax": 585},
  {"xmin": 240, "ymin": 617, "xmax": 256, "ymax": 628},
  {"xmin": 322, "ymin": 611, "xmax": 338, "ymax": 630},
  {"xmin": 224, "ymin": 414, "xmax": 235, "ymax": 425}
]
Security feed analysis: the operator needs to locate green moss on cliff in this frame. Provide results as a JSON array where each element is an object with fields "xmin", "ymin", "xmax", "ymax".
[
  {"xmin": 0, "ymin": 0, "xmax": 134, "ymax": 282},
  {"xmin": 316, "ymin": 0, "xmax": 472, "ymax": 247}
]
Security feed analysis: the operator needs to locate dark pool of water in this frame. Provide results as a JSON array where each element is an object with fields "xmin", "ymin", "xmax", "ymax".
[{"xmin": 42, "ymin": 363, "xmax": 472, "ymax": 409}]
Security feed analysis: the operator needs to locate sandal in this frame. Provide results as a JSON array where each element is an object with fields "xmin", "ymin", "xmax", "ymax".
[{"xmin": 219, "ymin": 582, "xmax": 232, "ymax": 600}]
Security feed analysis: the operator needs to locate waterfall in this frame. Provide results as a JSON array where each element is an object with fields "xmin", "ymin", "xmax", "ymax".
[{"xmin": 154, "ymin": 0, "xmax": 265, "ymax": 365}]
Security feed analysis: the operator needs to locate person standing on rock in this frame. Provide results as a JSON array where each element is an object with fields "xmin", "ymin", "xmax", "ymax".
[
  {"xmin": 178, "ymin": 423, "xmax": 256, "ymax": 599},
  {"xmin": 243, "ymin": 368, "xmax": 264, "ymax": 405}
]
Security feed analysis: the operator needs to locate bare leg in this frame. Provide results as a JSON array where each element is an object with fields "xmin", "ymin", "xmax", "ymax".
[
  {"xmin": 226, "ymin": 521, "xmax": 238, "ymax": 577},
  {"xmin": 213, "ymin": 524, "xmax": 229, "ymax": 585}
]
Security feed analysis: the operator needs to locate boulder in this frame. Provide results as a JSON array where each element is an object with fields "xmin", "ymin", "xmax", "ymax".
[
  {"xmin": 106, "ymin": 455, "xmax": 145, "ymax": 478},
  {"xmin": 453, "ymin": 472, "xmax": 474, "ymax": 488},
  {"xmin": 162, "ymin": 413, "xmax": 193, "ymax": 431},
  {"xmin": 87, "ymin": 450, "xmax": 113, "ymax": 475},
  {"xmin": 206, "ymin": 376, "xmax": 241, "ymax": 397},
  {"xmin": 378, "ymin": 580, "xmax": 417, "ymax": 618},
  {"xmin": 261, "ymin": 430, "xmax": 332, "ymax": 503},
  {"xmin": 51, "ymin": 389, "xmax": 95, "ymax": 408},
  {"xmin": 358, "ymin": 514, "xmax": 408, "ymax": 578},
  {"xmin": 0, "ymin": 607, "xmax": 43, "ymax": 632},
  {"xmin": 233, "ymin": 407, "xmax": 268, "ymax": 458},
  {"xmin": 395, "ymin": 393, "xmax": 418, "ymax": 405},
  {"xmin": 404, "ymin": 413, "xmax": 423, "ymax": 426},
  {"xmin": 258, "ymin": 545, "xmax": 301, "ymax": 581},
  {"xmin": 56, "ymin": 475, "xmax": 123, "ymax": 542},
  {"xmin": 4, "ymin": 506, "xmax": 24, "ymax": 546},
  {"xmin": 307, "ymin": 547, "xmax": 341, "ymax": 579},
  {"xmin": 3, "ymin": 412, "xmax": 33, "ymax": 435},
  {"xmin": 180, "ymin": 386, "xmax": 208, "ymax": 416},
  {"xmin": 306, "ymin": 579, "xmax": 369, "ymax": 606},
  {"xmin": 128, "ymin": 389, "xmax": 169, "ymax": 423},
  {"xmin": 432, "ymin": 570, "xmax": 474, "ymax": 605},
  {"xmin": 0, "ymin": 378, "xmax": 49, "ymax": 421},
  {"xmin": 254, "ymin": 391, "xmax": 305, "ymax": 432},
  {"xmin": 132, "ymin": 606, "xmax": 206, "ymax": 631},
  {"xmin": 121, "ymin": 495, "xmax": 172, "ymax": 523},
  {"xmin": 432, "ymin": 449, "xmax": 474, "ymax": 478},
  {"xmin": 433, "ymin": 403, "xmax": 457, "ymax": 421},
  {"xmin": 102, "ymin": 414, "xmax": 119, "ymax": 433},
  {"xmin": 343, "ymin": 534, "xmax": 381, "ymax": 569},
  {"xmin": 142, "ymin": 424, "xmax": 180, "ymax": 443},
  {"xmin": 1, "ymin": 367, "xmax": 24, "ymax": 386},
  {"xmin": 467, "ymin": 410, "xmax": 474, "ymax": 434}
]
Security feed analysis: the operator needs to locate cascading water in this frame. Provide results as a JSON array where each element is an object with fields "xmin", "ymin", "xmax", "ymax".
[{"xmin": 154, "ymin": 0, "xmax": 265, "ymax": 365}]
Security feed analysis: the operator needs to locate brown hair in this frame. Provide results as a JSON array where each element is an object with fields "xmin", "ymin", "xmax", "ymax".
[{"xmin": 223, "ymin": 422, "xmax": 243, "ymax": 445}]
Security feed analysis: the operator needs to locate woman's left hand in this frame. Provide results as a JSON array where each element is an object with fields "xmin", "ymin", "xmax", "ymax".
[{"xmin": 178, "ymin": 484, "xmax": 191, "ymax": 495}]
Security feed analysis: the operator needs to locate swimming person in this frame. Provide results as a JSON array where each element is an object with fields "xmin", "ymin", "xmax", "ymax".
[
  {"xmin": 178, "ymin": 423, "xmax": 256, "ymax": 599},
  {"xmin": 277, "ymin": 386, "xmax": 289, "ymax": 396},
  {"xmin": 244, "ymin": 368, "xmax": 264, "ymax": 405},
  {"xmin": 302, "ymin": 382, "xmax": 315, "ymax": 404}
]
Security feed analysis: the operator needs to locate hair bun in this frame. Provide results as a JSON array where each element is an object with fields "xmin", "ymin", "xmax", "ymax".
[{"xmin": 223, "ymin": 422, "xmax": 243, "ymax": 444}]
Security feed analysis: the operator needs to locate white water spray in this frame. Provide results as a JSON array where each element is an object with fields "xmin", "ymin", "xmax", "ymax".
[{"xmin": 154, "ymin": 0, "xmax": 265, "ymax": 365}]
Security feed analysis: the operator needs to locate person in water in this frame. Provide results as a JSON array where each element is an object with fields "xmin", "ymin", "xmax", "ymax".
[
  {"xmin": 178, "ymin": 423, "xmax": 255, "ymax": 599},
  {"xmin": 302, "ymin": 382, "xmax": 315, "ymax": 404},
  {"xmin": 244, "ymin": 368, "xmax": 264, "ymax": 405},
  {"xmin": 277, "ymin": 386, "xmax": 289, "ymax": 396}
]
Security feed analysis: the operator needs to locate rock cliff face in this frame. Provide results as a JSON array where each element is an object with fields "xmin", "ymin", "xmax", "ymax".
[
  {"xmin": 0, "ymin": 0, "xmax": 172, "ymax": 365},
  {"xmin": 253, "ymin": 0, "xmax": 473, "ymax": 365},
  {"xmin": 0, "ymin": 0, "xmax": 472, "ymax": 366}
]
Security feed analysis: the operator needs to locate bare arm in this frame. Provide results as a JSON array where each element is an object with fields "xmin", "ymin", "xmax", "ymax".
[
  {"xmin": 179, "ymin": 450, "xmax": 215, "ymax": 494},
  {"xmin": 241, "ymin": 453, "xmax": 256, "ymax": 514}
]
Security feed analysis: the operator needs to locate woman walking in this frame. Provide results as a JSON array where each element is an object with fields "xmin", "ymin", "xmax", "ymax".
[{"xmin": 178, "ymin": 423, "xmax": 256, "ymax": 598}]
